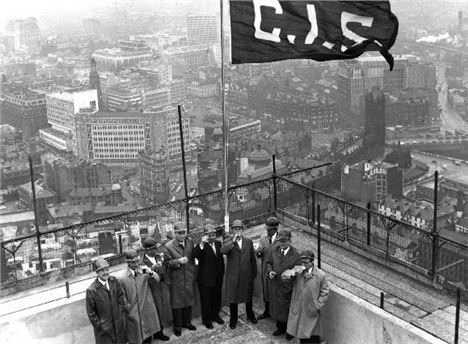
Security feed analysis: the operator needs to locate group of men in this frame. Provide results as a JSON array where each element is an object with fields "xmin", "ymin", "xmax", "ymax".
[{"xmin": 86, "ymin": 217, "xmax": 329, "ymax": 344}]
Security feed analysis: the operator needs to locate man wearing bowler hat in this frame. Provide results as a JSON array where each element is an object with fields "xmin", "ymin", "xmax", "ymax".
[
  {"xmin": 117, "ymin": 250, "xmax": 161, "ymax": 344},
  {"xmin": 256, "ymin": 216, "xmax": 280, "ymax": 319},
  {"xmin": 86, "ymin": 258, "xmax": 127, "ymax": 344},
  {"xmin": 193, "ymin": 223, "xmax": 225, "ymax": 329},
  {"xmin": 221, "ymin": 219, "xmax": 257, "ymax": 329},
  {"xmin": 141, "ymin": 237, "xmax": 170, "ymax": 341},
  {"xmin": 164, "ymin": 222, "xmax": 197, "ymax": 337}
]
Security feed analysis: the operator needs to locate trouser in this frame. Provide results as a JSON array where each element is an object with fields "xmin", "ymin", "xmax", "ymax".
[
  {"xmin": 263, "ymin": 301, "xmax": 270, "ymax": 314},
  {"xmin": 172, "ymin": 306, "xmax": 192, "ymax": 329},
  {"xmin": 299, "ymin": 335, "xmax": 321, "ymax": 343},
  {"xmin": 276, "ymin": 321, "xmax": 287, "ymax": 332},
  {"xmin": 199, "ymin": 283, "xmax": 222, "ymax": 323},
  {"xmin": 229, "ymin": 301, "xmax": 254, "ymax": 324}
]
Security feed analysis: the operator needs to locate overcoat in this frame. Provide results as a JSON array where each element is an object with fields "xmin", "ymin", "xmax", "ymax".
[
  {"xmin": 86, "ymin": 276, "xmax": 127, "ymax": 344},
  {"xmin": 257, "ymin": 233, "xmax": 279, "ymax": 301},
  {"xmin": 192, "ymin": 239, "xmax": 224, "ymax": 287},
  {"xmin": 265, "ymin": 245, "xmax": 301, "ymax": 323},
  {"xmin": 286, "ymin": 266, "xmax": 329, "ymax": 339},
  {"xmin": 164, "ymin": 238, "xmax": 197, "ymax": 309},
  {"xmin": 220, "ymin": 235, "xmax": 257, "ymax": 304},
  {"xmin": 117, "ymin": 268, "xmax": 161, "ymax": 344},
  {"xmin": 142, "ymin": 252, "xmax": 172, "ymax": 327}
]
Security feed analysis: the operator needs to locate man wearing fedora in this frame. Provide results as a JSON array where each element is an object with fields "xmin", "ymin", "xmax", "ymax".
[
  {"xmin": 256, "ymin": 216, "xmax": 280, "ymax": 320},
  {"xmin": 117, "ymin": 249, "xmax": 161, "ymax": 344},
  {"xmin": 283, "ymin": 249, "xmax": 329, "ymax": 344},
  {"xmin": 164, "ymin": 222, "xmax": 197, "ymax": 337},
  {"xmin": 265, "ymin": 229, "xmax": 301, "ymax": 340},
  {"xmin": 141, "ymin": 237, "xmax": 170, "ymax": 341},
  {"xmin": 221, "ymin": 219, "xmax": 257, "ymax": 329},
  {"xmin": 86, "ymin": 258, "xmax": 127, "ymax": 344},
  {"xmin": 192, "ymin": 223, "xmax": 225, "ymax": 329}
]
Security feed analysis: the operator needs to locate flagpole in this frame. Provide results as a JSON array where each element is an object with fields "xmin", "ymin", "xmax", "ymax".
[{"xmin": 220, "ymin": 0, "xmax": 230, "ymax": 234}]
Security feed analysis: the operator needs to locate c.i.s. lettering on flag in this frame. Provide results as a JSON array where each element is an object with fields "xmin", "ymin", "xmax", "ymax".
[{"xmin": 230, "ymin": 0, "xmax": 399, "ymax": 70}]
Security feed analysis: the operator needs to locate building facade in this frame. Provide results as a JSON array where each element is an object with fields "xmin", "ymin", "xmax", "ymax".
[
  {"xmin": 139, "ymin": 149, "xmax": 169, "ymax": 204},
  {"xmin": 92, "ymin": 41, "xmax": 152, "ymax": 72}
]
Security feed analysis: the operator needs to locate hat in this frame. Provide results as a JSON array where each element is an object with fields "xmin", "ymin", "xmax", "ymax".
[
  {"xmin": 174, "ymin": 222, "xmax": 187, "ymax": 233},
  {"xmin": 95, "ymin": 258, "xmax": 110, "ymax": 272},
  {"xmin": 142, "ymin": 237, "xmax": 158, "ymax": 250},
  {"xmin": 266, "ymin": 216, "xmax": 279, "ymax": 227},
  {"xmin": 204, "ymin": 223, "xmax": 217, "ymax": 235},
  {"xmin": 231, "ymin": 219, "xmax": 244, "ymax": 229},
  {"xmin": 124, "ymin": 249, "xmax": 139, "ymax": 261},
  {"xmin": 277, "ymin": 229, "xmax": 292, "ymax": 242},
  {"xmin": 300, "ymin": 249, "xmax": 315, "ymax": 260}
]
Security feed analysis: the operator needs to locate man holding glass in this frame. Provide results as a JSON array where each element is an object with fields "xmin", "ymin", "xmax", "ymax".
[
  {"xmin": 193, "ymin": 224, "xmax": 225, "ymax": 329},
  {"xmin": 164, "ymin": 222, "xmax": 197, "ymax": 336}
]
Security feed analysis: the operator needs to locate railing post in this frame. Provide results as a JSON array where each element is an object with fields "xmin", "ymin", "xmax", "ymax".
[
  {"xmin": 380, "ymin": 292, "xmax": 385, "ymax": 309},
  {"xmin": 272, "ymin": 154, "xmax": 277, "ymax": 213},
  {"xmin": 455, "ymin": 287, "xmax": 461, "ymax": 344},
  {"xmin": 431, "ymin": 171, "xmax": 439, "ymax": 277},
  {"xmin": 29, "ymin": 156, "xmax": 43, "ymax": 272},
  {"xmin": 177, "ymin": 105, "xmax": 190, "ymax": 233},
  {"xmin": 367, "ymin": 202, "xmax": 371, "ymax": 246},
  {"xmin": 65, "ymin": 281, "xmax": 70, "ymax": 298},
  {"xmin": 118, "ymin": 234, "xmax": 123, "ymax": 254},
  {"xmin": 317, "ymin": 204, "xmax": 321, "ymax": 269},
  {"xmin": 311, "ymin": 181, "xmax": 316, "ymax": 225}
]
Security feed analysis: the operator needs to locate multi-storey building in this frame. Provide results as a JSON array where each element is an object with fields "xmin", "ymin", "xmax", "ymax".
[
  {"xmin": 165, "ymin": 45, "xmax": 214, "ymax": 66},
  {"xmin": 170, "ymin": 79, "xmax": 187, "ymax": 104},
  {"xmin": 363, "ymin": 87, "xmax": 385, "ymax": 151},
  {"xmin": 92, "ymin": 41, "xmax": 152, "ymax": 72},
  {"xmin": 186, "ymin": 15, "xmax": 219, "ymax": 45},
  {"xmin": 139, "ymin": 149, "xmax": 169, "ymax": 204},
  {"xmin": 143, "ymin": 88, "xmax": 171, "ymax": 109},
  {"xmin": 1, "ymin": 86, "xmax": 48, "ymax": 137},
  {"xmin": 18, "ymin": 181, "xmax": 57, "ymax": 225},
  {"xmin": 5, "ymin": 17, "xmax": 41, "ymax": 52},
  {"xmin": 106, "ymin": 85, "xmax": 143, "ymax": 111},
  {"xmin": 187, "ymin": 81, "xmax": 219, "ymax": 99},
  {"xmin": 229, "ymin": 120, "xmax": 261, "ymax": 142}
]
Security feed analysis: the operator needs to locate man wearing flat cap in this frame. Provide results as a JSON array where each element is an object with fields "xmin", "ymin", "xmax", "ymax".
[
  {"xmin": 265, "ymin": 229, "xmax": 301, "ymax": 340},
  {"xmin": 164, "ymin": 222, "xmax": 197, "ymax": 337},
  {"xmin": 221, "ymin": 219, "xmax": 258, "ymax": 329},
  {"xmin": 86, "ymin": 258, "xmax": 128, "ymax": 344},
  {"xmin": 117, "ymin": 250, "xmax": 161, "ymax": 344},
  {"xmin": 192, "ymin": 223, "xmax": 225, "ymax": 329},
  {"xmin": 256, "ymin": 216, "xmax": 281, "ymax": 319},
  {"xmin": 284, "ymin": 249, "xmax": 329, "ymax": 344},
  {"xmin": 141, "ymin": 237, "xmax": 170, "ymax": 341}
]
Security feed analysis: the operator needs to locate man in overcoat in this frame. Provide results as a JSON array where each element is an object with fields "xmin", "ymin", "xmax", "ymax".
[
  {"xmin": 220, "ymin": 219, "xmax": 258, "ymax": 329},
  {"xmin": 164, "ymin": 222, "xmax": 197, "ymax": 336},
  {"xmin": 265, "ymin": 229, "xmax": 301, "ymax": 340},
  {"xmin": 192, "ymin": 223, "xmax": 225, "ymax": 329},
  {"xmin": 117, "ymin": 250, "xmax": 161, "ymax": 344},
  {"xmin": 284, "ymin": 249, "xmax": 329, "ymax": 344},
  {"xmin": 141, "ymin": 237, "xmax": 170, "ymax": 341},
  {"xmin": 256, "ymin": 216, "xmax": 280, "ymax": 320},
  {"xmin": 86, "ymin": 258, "xmax": 127, "ymax": 344}
]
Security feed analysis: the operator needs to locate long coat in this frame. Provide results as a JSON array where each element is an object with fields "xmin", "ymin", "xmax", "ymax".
[
  {"xmin": 142, "ymin": 253, "xmax": 172, "ymax": 327},
  {"xmin": 265, "ymin": 245, "xmax": 301, "ymax": 323},
  {"xmin": 117, "ymin": 268, "xmax": 161, "ymax": 344},
  {"xmin": 86, "ymin": 276, "xmax": 127, "ymax": 344},
  {"xmin": 257, "ymin": 233, "xmax": 279, "ymax": 302},
  {"xmin": 164, "ymin": 238, "xmax": 197, "ymax": 309},
  {"xmin": 221, "ymin": 235, "xmax": 257, "ymax": 304},
  {"xmin": 192, "ymin": 240, "xmax": 224, "ymax": 287},
  {"xmin": 287, "ymin": 266, "xmax": 329, "ymax": 339}
]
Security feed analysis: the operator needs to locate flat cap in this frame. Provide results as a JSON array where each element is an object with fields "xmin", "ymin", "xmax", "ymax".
[
  {"xmin": 95, "ymin": 258, "xmax": 110, "ymax": 272},
  {"xmin": 204, "ymin": 223, "xmax": 217, "ymax": 234},
  {"xmin": 277, "ymin": 229, "xmax": 292, "ymax": 241},
  {"xmin": 174, "ymin": 222, "xmax": 187, "ymax": 233},
  {"xmin": 231, "ymin": 219, "xmax": 244, "ymax": 228},
  {"xmin": 124, "ymin": 249, "xmax": 139, "ymax": 261},
  {"xmin": 300, "ymin": 249, "xmax": 315, "ymax": 260},
  {"xmin": 266, "ymin": 216, "xmax": 279, "ymax": 227},
  {"xmin": 142, "ymin": 237, "xmax": 158, "ymax": 250}
]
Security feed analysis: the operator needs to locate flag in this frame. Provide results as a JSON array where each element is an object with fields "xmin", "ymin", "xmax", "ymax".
[{"xmin": 230, "ymin": 0, "xmax": 399, "ymax": 70}]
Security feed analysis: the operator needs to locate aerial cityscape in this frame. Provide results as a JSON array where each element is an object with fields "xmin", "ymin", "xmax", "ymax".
[{"xmin": 0, "ymin": 0, "xmax": 468, "ymax": 342}]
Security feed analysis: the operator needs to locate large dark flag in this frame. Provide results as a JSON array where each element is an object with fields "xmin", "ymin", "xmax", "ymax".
[{"xmin": 230, "ymin": 0, "xmax": 399, "ymax": 70}]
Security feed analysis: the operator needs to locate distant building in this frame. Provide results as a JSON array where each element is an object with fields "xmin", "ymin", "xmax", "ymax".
[
  {"xmin": 186, "ymin": 15, "xmax": 219, "ymax": 45},
  {"xmin": 1, "ymin": 86, "xmax": 48, "ymax": 137},
  {"xmin": 237, "ymin": 146, "xmax": 287, "ymax": 184},
  {"xmin": 18, "ymin": 181, "xmax": 57, "ymax": 225},
  {"xmin": 363, "ymin": 87, "xmax": 385, "ymax": 153},
  {"xmin": 92, "ymin": 40, "xmax": 152, "ymax": 72},
  {"xmin": 165, "ymin": 44, "xmax": 214, "ymax": 66},
  {"xmin": 88, "ymin": 58, "xmax": 103, "ymax": 109},
  {"xmin": 5, "ymin": 17, "xmax": 41, "ymax": 52},
  {"xmin": 69, "ymin": 184, "xmax": 122, "ymax": 206},
  {"xmin": 139, "ymin": 149, "xmax": 169, "ymax": 204},
  {"xmin": 187, "ymin": 81, "xmax": 219, "ymax": 99}
]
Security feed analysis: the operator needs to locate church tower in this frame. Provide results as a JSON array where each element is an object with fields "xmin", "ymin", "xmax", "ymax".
[{"xmin": 89, "ymin": 57, "xmax": 102, "ymax": 109}]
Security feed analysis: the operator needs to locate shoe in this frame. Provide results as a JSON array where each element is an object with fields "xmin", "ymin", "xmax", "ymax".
[
  {"xmin": 184, "ymin": 324, "xmax": 196, "ymax": 331},
  {"xmin": 246, "ymin": 314, "xmax": 257, "ymax": 324},
  {"xmin": 153, "ymin": 332, "xmax": 170, "ymax": 341},
  {"xmin": 257, "ymin": 312, "xmax": 270, "ymax": 320},
  {"xmin": 174, "ymin": 328, "xmax": 181, "ymax": 337},
  {"xmin": 272, "ymin": 329, "xmax": 286, "ymax": 336},
  {"xmin": 213, "ymin": 315, "xmax": 225, "ymax": 325},
  {"xmin": 204, "ymin": 322, "xmax": 213, "ymax": 329},
  {"xmin": 285, "ymin": 333, "xmax": 294, "ymax": 341},
  {"xmin": 229, "ymin": 321, "xmax": 237, "ymax": 329}
]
